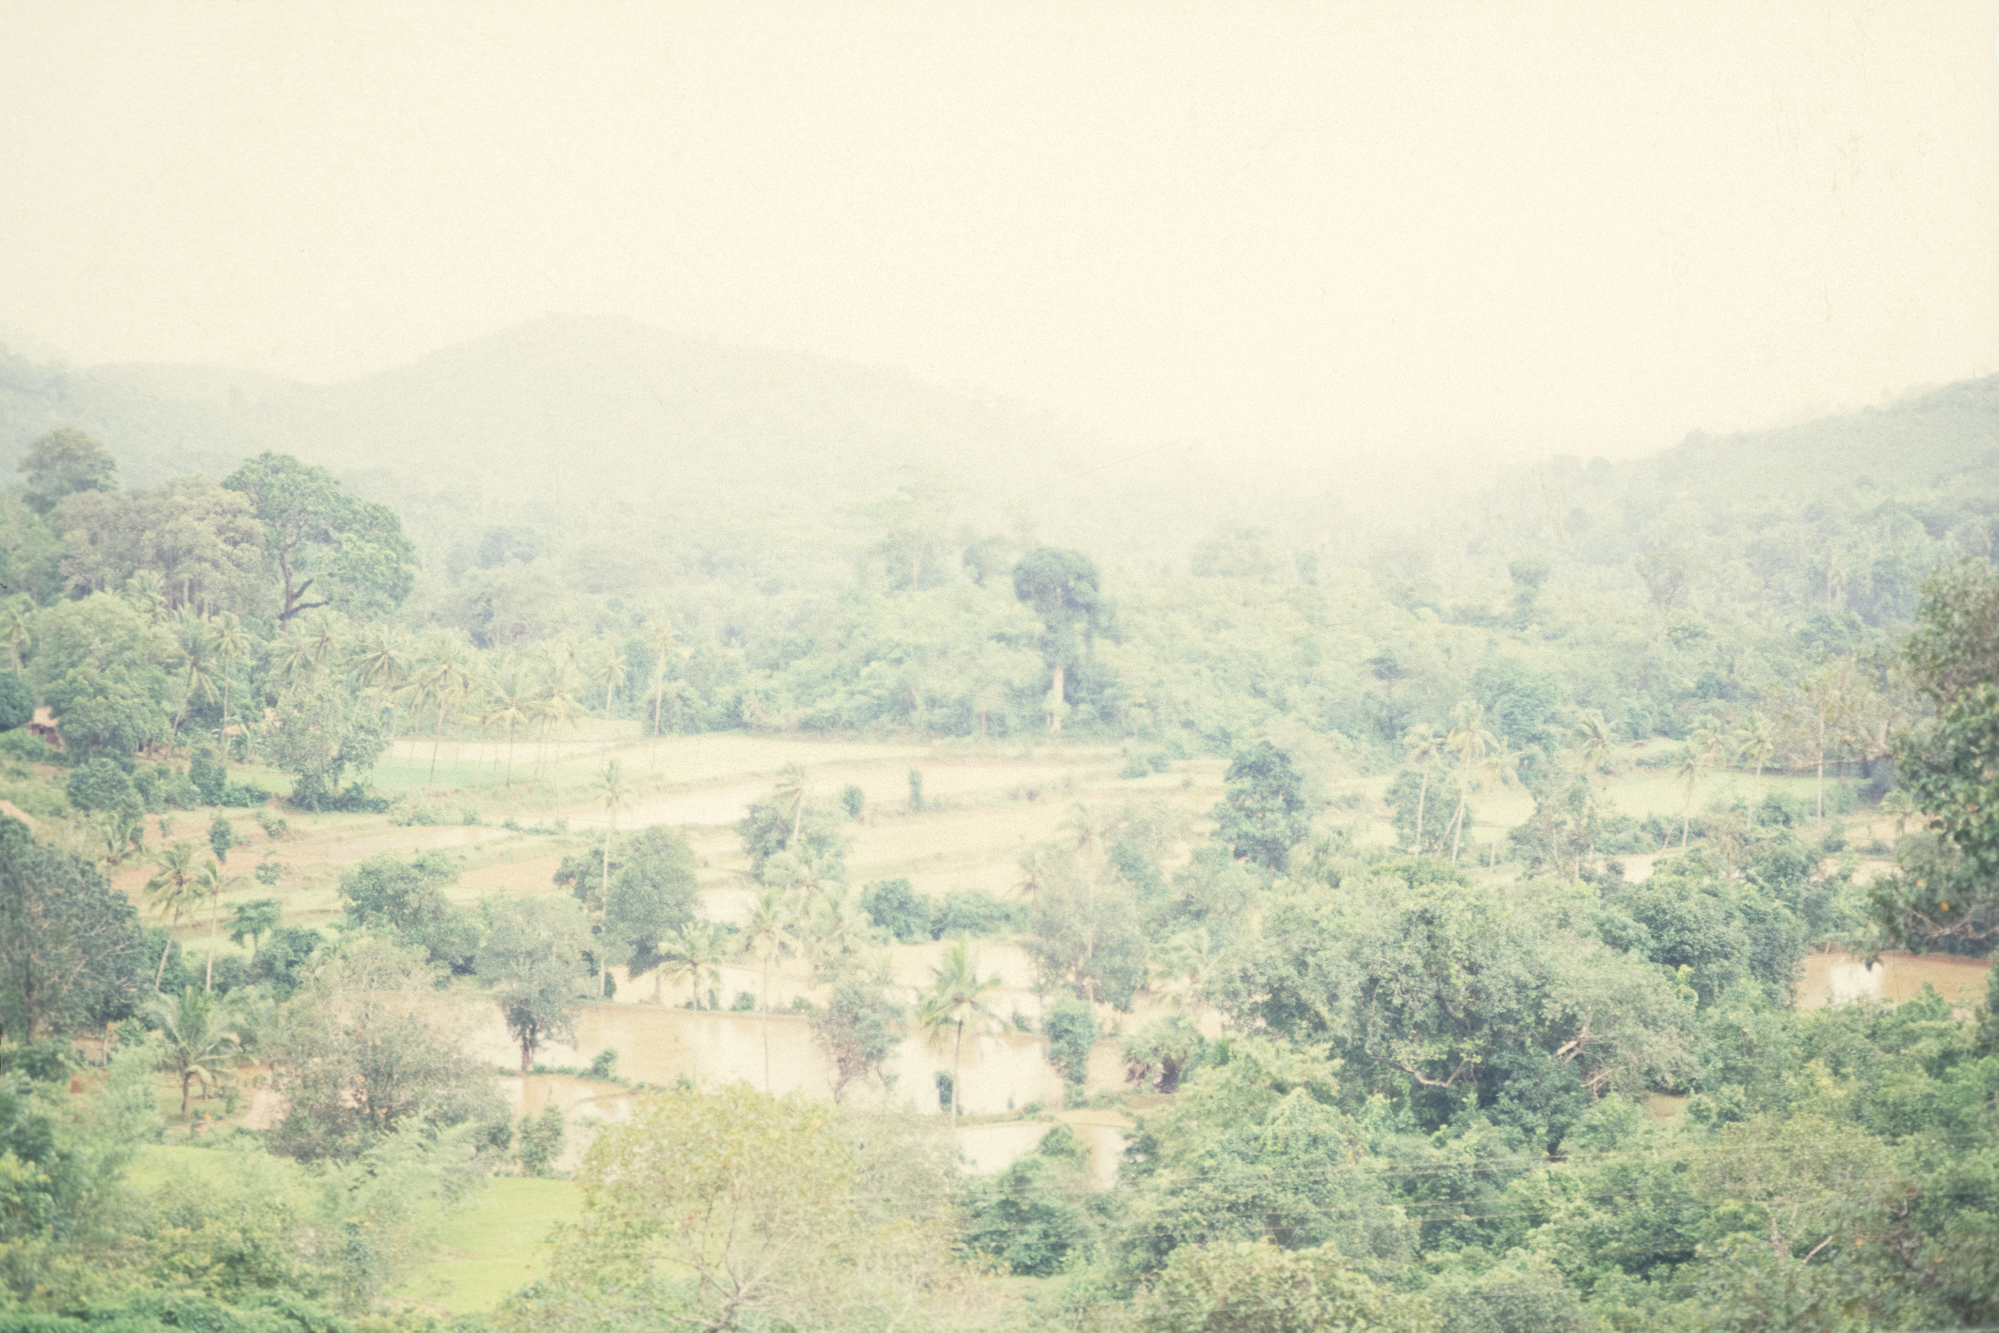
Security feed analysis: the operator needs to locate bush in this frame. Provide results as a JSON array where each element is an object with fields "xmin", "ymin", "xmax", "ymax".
[
  {"xmin": 132, "ymin": 762, "xmax": 201, "ymax": 811},
  {"xmin": 0, "ymin": 729, "xmax": 59, "ymax": 764},
  {"xmin": 388, "ymin": 794, "xmax": 442, "ymax": 827},
  {"xmin": 250, "ymin": 925, "xmax": 322, "ymax": 993},
  {"xmin": 188, "ymin": 745, "xmax": 225, "ymax": 805},
  {"xmin": 1043, "ymin": 993, "xmax": 1096, "ymax": 1091},
  {"xmin": 840, "ymin": 784, "xmax": 865, "ymax": 819},
  {"xmin": 931, "ymin": 886, "xmax": 1028, "ymax": 938},
  {"xmin": 65, "ymin": 757, "xmax": 142, "ymax": 818},
  {"xmin": 588, "ymin": 1048, "xmax": 618, "ymax": 1079},
  {"xmin": 518, "ymin": 1104, "xmax": 565, "ymax": 1177},
  {"xmin": 859, "ymin": 878, "xmax": 930, "ymax": 942},
  {"xmin": 0, "ymin": 675, "xmax": 32, "ymax": 732}
]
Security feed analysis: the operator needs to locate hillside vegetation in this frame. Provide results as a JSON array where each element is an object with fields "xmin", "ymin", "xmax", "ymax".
[{"xmin": 0, "ymin": 335, "xmax": 1997, "ymax": 1331}]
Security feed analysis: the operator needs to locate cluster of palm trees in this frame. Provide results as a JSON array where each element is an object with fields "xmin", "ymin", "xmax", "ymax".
[
  {"xmin": 1401, "ymin": 701, "xmax": 1505, "ymax": 865},
  {"xmin": 1401, "ymin": 698, "xmax": 1822, "ymax": 870},
  {"xmin": 88, "ymin": 576, "xmax": 685, "ymax": 789},
  {"xmin": 141, "ymin": 838, "xmax": 243, "ymax": 993},
  {"xmin": 232, "ymin": 615, "xmax": 680, "ymax": 788}
]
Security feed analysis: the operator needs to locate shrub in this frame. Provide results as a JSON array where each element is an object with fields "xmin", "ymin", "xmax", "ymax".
[
  {"xmin": 0, "ymin": 675, "xmax": 32, "ymax": 733},
  {"xmin": 931, "ymin": 887, "xmax": 1028, "ymax": 939},
  {"xmin": 1043, "ymin": 993, "xmax": 1096, "ymax": 1091},
  {"xmin": 859, "ymin": 878, "xmax": 930, "ymax": 942},
  {"xmin": 65, "ymin": 757, "xmax": 142, "ymax": 818}
]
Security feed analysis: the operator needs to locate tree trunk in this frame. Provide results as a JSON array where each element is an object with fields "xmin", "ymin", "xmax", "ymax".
[
  {"xmin": 1449, "ymin": 775, "xmax": 1469, "ymax": 863},
  {"xmin": 428, "ymin": 703, "xmax": 446, "ymax": 787},
  {"xmin": 205, "ymin": 892, "xmax": 219, "ymax": 992},
  {"xmin": 1816, "ymin": 713, "xmax": 1826, "ymax": 821},
  {"xmin": 761, "ymin": 955, "xmax": 773, "ymax": 1093},
  {"xmin": 520, "ymin": 1035, "xmax": 532, "ymax": 1076},
  {"xmin": 1048, "ymin": 663, "xmax": 1065, "ymax": 734},
  {"xmin": 951, "ymin": 1022, "xmax": 964, "ymax": 1126},
  {"xmin": 1415, "ymin": 769, "xmax": 1429, "ymax": 852},
  {"xmin": 154, "ymin": 931, "xmax": 175, "ymax": 990},
  {"xmin": 182, "ymin": 1072, "xmax": 192, "ymax": 1119}
]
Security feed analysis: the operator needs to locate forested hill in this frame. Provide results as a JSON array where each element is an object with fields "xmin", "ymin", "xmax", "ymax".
[
  {"xmin": 1443, "ymin": 375, "xmax": 1999, "ymax": 630},
  {"xmin": 0, "ymin": 314, "xmax": 1099, "ymax": 527},
  {"xmin": 1660, "ymin": 374, "xmax": 1999, "ymax": 503}
]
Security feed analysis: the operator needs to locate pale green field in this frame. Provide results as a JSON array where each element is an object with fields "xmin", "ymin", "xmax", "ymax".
[
  {"xmin": 398, "ymin": 1177, "xmax": 581, "ymax": 1314},
  {"xmin": 125, "ymin": 730, "xmax": 1893, "ymax": 977}
]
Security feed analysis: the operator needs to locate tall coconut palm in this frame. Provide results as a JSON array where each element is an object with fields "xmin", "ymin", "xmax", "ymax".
[
  {"xmin": 348, "ymin": 621, "xmax": 412, "ymax": 748},
  {"xmin": 142, "ymin": 986, "xmax": 241, "ymax": 1119},
  {"xmin": 660, "ymin": 920, "xmax": 725, "ymax": 1009},
  {"xmin": 593, "ymin": 643, "xmax": 629, "ymax": 717},
  {"xmin": 642, "ymin": 619, "xmax": 678, "ymax": 746},
  {"xmin": 1574, "ymin": 710, "xmax": 1618, "ymax": 783},
  {"xmin": 1400, "ymin": 723, "xmax": 1443, "ymax": 852},
  {"xmin": 1444, "ymin": 702, "xmax": 1496, "ymax": 864},
  {"xmin": 143, "ymin": 841, "xmax": 200, "ymax": 989},
  {"xmin": 212, "ymin": 613, "xmax": 250, "ymax": 763},
  {"xmin": 479, "ymin": 653, "xmax": 535, "ymax": 788},
  {"xmin": 1734, "ymin": 712, "xmax": 1777, "ymax": 835},
  {"xmin": 171, "ymin": 610, "xmax": 220, "ymax": 739},
  {"xmin": 591, "ymin": 759, "xmax": 636, "ymax": 996},
  {"xmin": 408, "ymin": 634, "xmax": 473, "ymax": 788},
  {"xmin": 531, "ymin": 643, "xmax": 585, "ymax": 781},
  {"xmin": 918, "ymin": 937, "xmax": 1003, "ymax": 1127},
  {"xmin": 1675, "ymin": 722, "xmax": 1727, "ymax": 849},
  {"xmin": 741, "ymin": 888, "xmax": 795, "ymax": 1091},
  {"xmin": 772, "ymin": 763, "xmax": 809, "ymax": 847},
  {"xmin": 271, "ymin": 618, "xmax": 330, "ymax": 692},
  {"xmin": 192, "ymin": 858, "xmax": 240, "ymax": 993},
  {"xmin": 121, "ymin": 571, "xmax": 168, "ymax": 623}
]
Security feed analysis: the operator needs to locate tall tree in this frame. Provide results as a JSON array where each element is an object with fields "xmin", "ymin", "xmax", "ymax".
[
  {"xmin": 642, "ymin": 618, "xmax": 678, "ymax": 744},
  {"xmin": 1443, "ymin": 703, "xmax": 1495, "ymax": 864},
  {"xmin": 144, "ymin": 985, "xmax": 241, "ymax": 1119},
  {"xmin": 142, "ymin": 841, "xmax": 200, "ymax": 990},
  {"xmin": 1212, "ymin": 741, "xmax": 1317, "ymax": 872},
  {"xmin": 192, "ymin": 857, "xmax": 240, "ymax": 993},
  {"xmin": 918, "ymin": 937, "xmax": 1002, "ymax": 1126},
  {"xmin": 476, "ymin": 895, "xmax": 593, "ymax": 1075},
  {"xmin": 223, "ymin": 451, "xmax": 417, "ymax": 622},
  {"xmin": 741, "ymin": 887, "xmax": 795, "ymax": 1092},
  {"xmin": 30, "ymin": 594, "xmax": 175, "ymax": 759},
  {"xmin": 590, "ymin": 759, "xmax": 636, "ymax": 994},
  {"xmin": 18, "ymin": 427, "xmax": 117, "ymax": 516},
  {"xmin": 1011, "ymin": 547, "xmax": 1106, "ymax": 733},
  {"xmin": 1877, "ymin": 561, "xmax": 1999, "ymax": 947},
  {"xmin": 1734, "ymin": 712, "xmax": 1777, "ymax": 835},
  {"xmin": 1401, "ymin": 724, "xmax": 1443, "ymax": 853},
  {"xmin": 263, "ymin": 937, "xmax": 501, "ymax": 1161},
  {"xmin": 0, "ymin": 818, "xmax": 143, "ymax": 1042}
]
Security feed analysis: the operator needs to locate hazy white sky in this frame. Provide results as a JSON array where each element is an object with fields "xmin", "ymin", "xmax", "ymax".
[{"xmin": 1, "ymin": 2, "xmax": 1995, "ymax": 466}]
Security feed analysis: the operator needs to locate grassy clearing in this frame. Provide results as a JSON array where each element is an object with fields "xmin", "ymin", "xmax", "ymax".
[{"xmin": 398, "ymin": 1177, "xmax": 581, "ymax": 1314}]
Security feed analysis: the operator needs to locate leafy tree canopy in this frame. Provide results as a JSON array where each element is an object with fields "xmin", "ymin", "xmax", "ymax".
[
  {"xmin": 18, "ymin": 426, "xmax": 117, "ymax": 517},
  {"xmin": 223, "ymin": 451, "xmax": 417, "ymax": 622},
  {"xmin": 0, "ymin": 817, "xmax": 145, "ymax": 1042},
  {"xmin": 28, "ymin": 593, "xmax": 175, "ymax": 758},
  {"xmin": 1211, "ymin": 741, "xmax": 1317, "ymax": 871}
]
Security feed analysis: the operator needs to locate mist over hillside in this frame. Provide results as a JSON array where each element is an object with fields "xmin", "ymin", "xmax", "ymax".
[{"xmin": 8, "ymin": 319, "xmax": 1998, "ymax": 591}]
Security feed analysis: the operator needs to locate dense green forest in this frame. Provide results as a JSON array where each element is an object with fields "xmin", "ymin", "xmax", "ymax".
[{"xmin": 0, "ymin": 338, "xmax": 1997, "ymax": 1332}]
